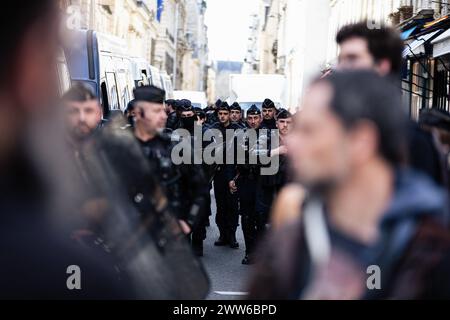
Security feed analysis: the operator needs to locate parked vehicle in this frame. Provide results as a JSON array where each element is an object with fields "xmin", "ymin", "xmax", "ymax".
[
  {"xmin": 64, "ymin": 29, "xmax": 135, "ymax": 118},
  {"xmin": 160, "ymin": 71, "xmax": 174, "ymax": 99},
  {"xmin": 229, "ymin": 74, "xmax": 286, "ymax": 114},
  {"xmin": 149, "ymin": 65, "xmax": 163, "ymax": 90},
  {"xmin": 131, "ymin": 57, "xmax": 150, "ymax": 88},
  {"xmin": 56, "ymin": 49, "xmax": 72, "ymax": 96},
  {"xmin": 174, "ymin": 91, "xmax": 207, "ymax": 109}
]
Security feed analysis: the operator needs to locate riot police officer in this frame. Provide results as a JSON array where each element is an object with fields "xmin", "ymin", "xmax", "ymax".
[
  {"xmin": 230, "ymin": 102, "xmax": 246, "ymax": 129},
  {"xmin": 272, "ymin": 109, "xmax": 293, "ymax": 194},
  {"xmin": 261, "ymin": 98, "xmax": 278, "ymax": 130},
  {"xmin": 133, "ymin": 86, "xmax": 208, "ymax": 234},
  {"xmin": 178, "ymin": 101, "xmax": 211, "ymax": 256},
  {"xmin": 235, "ymin": 105, "xmax": 264, "ymax": 265},
  {"xmin": 207, "ymin": 101, "xmax": 241, "ymax": 249}
]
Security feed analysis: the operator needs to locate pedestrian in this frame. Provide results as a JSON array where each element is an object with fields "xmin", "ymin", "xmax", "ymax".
[
  {"xmin": 0, "ymin": 1, "xmax": 135, "ymax": 299},
  {"xmin": 336, "ymin": 21, "xmax": 444, "ymax": 186},
  {"xmin": 248, "ymin": 71, "xmax": 450, "ymax": 300}
]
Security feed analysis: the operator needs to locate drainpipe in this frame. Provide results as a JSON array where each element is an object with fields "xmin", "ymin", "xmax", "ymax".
[{"xmin": 173, "ymin": 1, "xmax": 179, "ymax": 89}]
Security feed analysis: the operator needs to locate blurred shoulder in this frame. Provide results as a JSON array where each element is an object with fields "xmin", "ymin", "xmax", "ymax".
[{"xmin": 271, "ymin": 183, "xmax": 306, "ymax": 230}]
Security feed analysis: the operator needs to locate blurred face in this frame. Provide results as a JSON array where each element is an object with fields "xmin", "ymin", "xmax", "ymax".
[
  {"xmin": 262, "ymin": 108, "xmax": 275, "ymax": 120},
  {"xmin": 287, "ymin": 82, "xmax": 351, "ymax": 188},
  {"xmin": 181, "ymin": 110, "xmax": 195, "ymax": 118},
  {"xmin": 338, "ymin": 37, "xmax": 375, "ymax": 72},
  {"xmin": 247, "ymin": 114, "xmax": 262, "ymax": 129},
  {"xmin": 165, "ymin": 103, "xmax": 175, "ymax": 114},
  {"xmin": 230, "ymin": 110, "xmax": 242, "ymax": 122},
  {"xmin": 277, "ymin": 117, "xmax": 293, "ymax": 136},
  {"xmin": 218, "ymin": 110, "xmax": 230, "ymax": 125},
  {"xmin": 135, "ymin": 101, "xmax": 168, "ymax": 135},
  {"xmin": 15, "ymin": 8, "xmax": 60, "ymax": 114},
  {"xmin": 65, "ymin": 99, "xmax": 102, "ymax": 141}
]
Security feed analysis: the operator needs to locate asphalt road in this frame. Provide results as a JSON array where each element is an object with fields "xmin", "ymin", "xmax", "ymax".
[{"xmin": 202, "ymin": 188, "xmax": 254, "ymax": 300}]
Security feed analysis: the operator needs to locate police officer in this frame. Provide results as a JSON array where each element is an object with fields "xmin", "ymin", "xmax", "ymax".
[
  {"xmin": 204, "ymin": 99, "xmax": 222, "ymax": 127},
  {"xmin": 234, "ymin": 104, "xmax": 265, "ymax": 265},
  {"xmin": 207, "ymin": 101, "xmax": 241, "ymax": 248},
  {"xmin": 133, "ymin": 86, "xmax": 208, "ymax": 235},
  {"xmin": 272, "ymin": 109, "xmax": 293, "ymax": 194},
  {"xmin": 230, "ymin": 102, "xmax": 246, "ymax": 129},
  {"xmin": 194, "ymin": 107, "xmax": 207, "ymax": 126},
  {"xmin": 178, "ymin": 102, "xmax": 211, "ymax": 255},
  {"xmin": 165, "ymin": 99, "xmax": 180, "ymax": 130},
  {"xmin": 253, "ymin": 107, "xmax": 292, "ymax": 241},
  {"xmin": 261, "ymin": 98, "xmax": 278, "ymax": 130}
]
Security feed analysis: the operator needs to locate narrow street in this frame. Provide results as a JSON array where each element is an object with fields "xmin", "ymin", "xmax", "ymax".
[{"xmin": 203, "ymin": 190, "xmax": 252, "ymax": 300}]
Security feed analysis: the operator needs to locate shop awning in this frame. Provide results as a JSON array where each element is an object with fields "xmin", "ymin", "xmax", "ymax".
[
  {"xmin": 401, "ymin": 26, "xmax": 417, "ymax": 40},
  {"xmin": 432, "ymin": 28, "xmax": 450, "ymax": 58},
  {"xmin": 403, "ymin": 29, "xmax": 442, "ymax": 58}
]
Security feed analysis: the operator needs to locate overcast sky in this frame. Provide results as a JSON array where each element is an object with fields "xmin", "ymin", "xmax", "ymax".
[{"xmin": 205, "ymin": 0, "xmax": 259, "ymax": 62}]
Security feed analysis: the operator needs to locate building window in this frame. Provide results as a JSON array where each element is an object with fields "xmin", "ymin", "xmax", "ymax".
[{"xmin": 165, "ymin": 53, "xmax": 174, "ymax": 75}]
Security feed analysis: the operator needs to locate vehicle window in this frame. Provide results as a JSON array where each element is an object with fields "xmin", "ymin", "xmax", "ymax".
[
  {"xmin": 58, "ymin": 62, "xmax": 72, "ymax": 94},
  {"xmin": 101, "ymin": 81, "xmax": 110, "ymax": 118},
  {"xmin": 106, "ymin": 72, "xmax": 120, "ymax": 110},
  {"xmin": 122, "ymin": 87, "xmax": 130, "ymax": 110}
]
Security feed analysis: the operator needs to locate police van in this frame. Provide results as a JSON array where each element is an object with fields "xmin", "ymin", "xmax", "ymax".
[{"xmin": 64, "ymin": 29, "xmax": 135, "ymax": 119}]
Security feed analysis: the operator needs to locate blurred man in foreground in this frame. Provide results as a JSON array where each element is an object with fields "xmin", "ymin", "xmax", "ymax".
[
  {"xmin": 249, "ymin": 71, "xmax": 450, "ymax": 300},
  {"xmin": 0, "ymin": 1, "xmax": 133, "ymax": 299}
]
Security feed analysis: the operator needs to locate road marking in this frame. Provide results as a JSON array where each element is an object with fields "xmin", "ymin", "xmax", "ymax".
[{"xmin": 214, "ymin": 291, "xmax": 249, "ymax": 296}]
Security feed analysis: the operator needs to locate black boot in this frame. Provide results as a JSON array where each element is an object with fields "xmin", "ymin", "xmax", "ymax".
[
  {"xmin": 229, "ymin": 232, "xmax": 239, "ymax": 249},
  {"xmin": 242, "ymin": 253, "xmax": 254, "ymax": 265}
]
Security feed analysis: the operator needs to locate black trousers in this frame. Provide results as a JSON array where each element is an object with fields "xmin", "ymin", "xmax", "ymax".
[
  {"xmin": 213, "ymin": 169, "xmax": 239, "ymax": 237},
  {"xmin": 238, "ymin": 175, "xmax": 265, "ymax": 255},
  {"xmin": 192, "ymin": 185, "xmax": 211, "ymax": 244},
  {"xmin": 255, "ymin": 183, "xmax": 276, "ymax": 229}
]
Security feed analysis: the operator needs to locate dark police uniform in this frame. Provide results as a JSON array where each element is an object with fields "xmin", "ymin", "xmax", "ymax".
[
  {"xmin": 137, "ymin": 133, "xmax": 208, "ymax": 230},
  {"xmin": 235, "ymin": 105, "xmax": 267, "ymax": 265},
  {"xmin": 206, "ymin": 102, "xmax": 241, "ymax": 248},
  {"xmin": 178, "ymin": 102, "xmax": 211, "ymax": 256},
  {"xmin": 254, "ymin": 99, "xmax": 279, "ymax": 233}
]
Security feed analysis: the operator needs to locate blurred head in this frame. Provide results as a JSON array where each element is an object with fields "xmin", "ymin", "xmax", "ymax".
[
  {"xmin": 262, "ymin": 99, "xmax": 276, "ymax": 120},
  {"xmin": 336, "ymin": 22, "xmax": 404, "ymax": 77},
  {"xmin": 230, "ymin": 103, "xmax": 242, "ymax": 122},
  {"xmin": 276, "ymin": 109, "xmax": 293, "ymax": 136},
  {"xmin": 126, "ymin": 99, "xmax": 136, "ymax": 117},
  {"xmin": 133, "ymin": 86, "xmax": 167, "ymax": 137},
  {"xmin": 0, "ymin": 1, "xmax": 60, "ymax": 157},
  {"xmin": 63, "ymin": 83, "xmax": 102, "ymax": 141},
  {"xmin": 288, "ymin": 71, "xmax": 407, "ymax": 190},
  {"xmin": 165, "ymin": 99, "xmax": 176, "ymax": 114},
  {"xmin": 194, "ymin": 107, "xmax": 206, "ymax": 125},
  {"xmin": 246, "ymin": 105, "xmax": 262, "ymax": 129}
]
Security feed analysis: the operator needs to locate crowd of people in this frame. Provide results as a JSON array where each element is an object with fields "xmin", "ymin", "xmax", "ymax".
[{"xmin": 3, "ymin": 1, "xmax": 450, "ymax": 300}]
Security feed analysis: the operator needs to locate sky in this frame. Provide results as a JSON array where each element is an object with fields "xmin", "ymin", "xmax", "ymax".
[{"xmin": 205, "ymin": 0, "xmax": 260, "ymax": 62}]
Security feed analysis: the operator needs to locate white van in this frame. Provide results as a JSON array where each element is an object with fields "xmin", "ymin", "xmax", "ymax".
[{"xmin": 174, "ymin": 91, "xmax": 207, "ymax": 109}]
